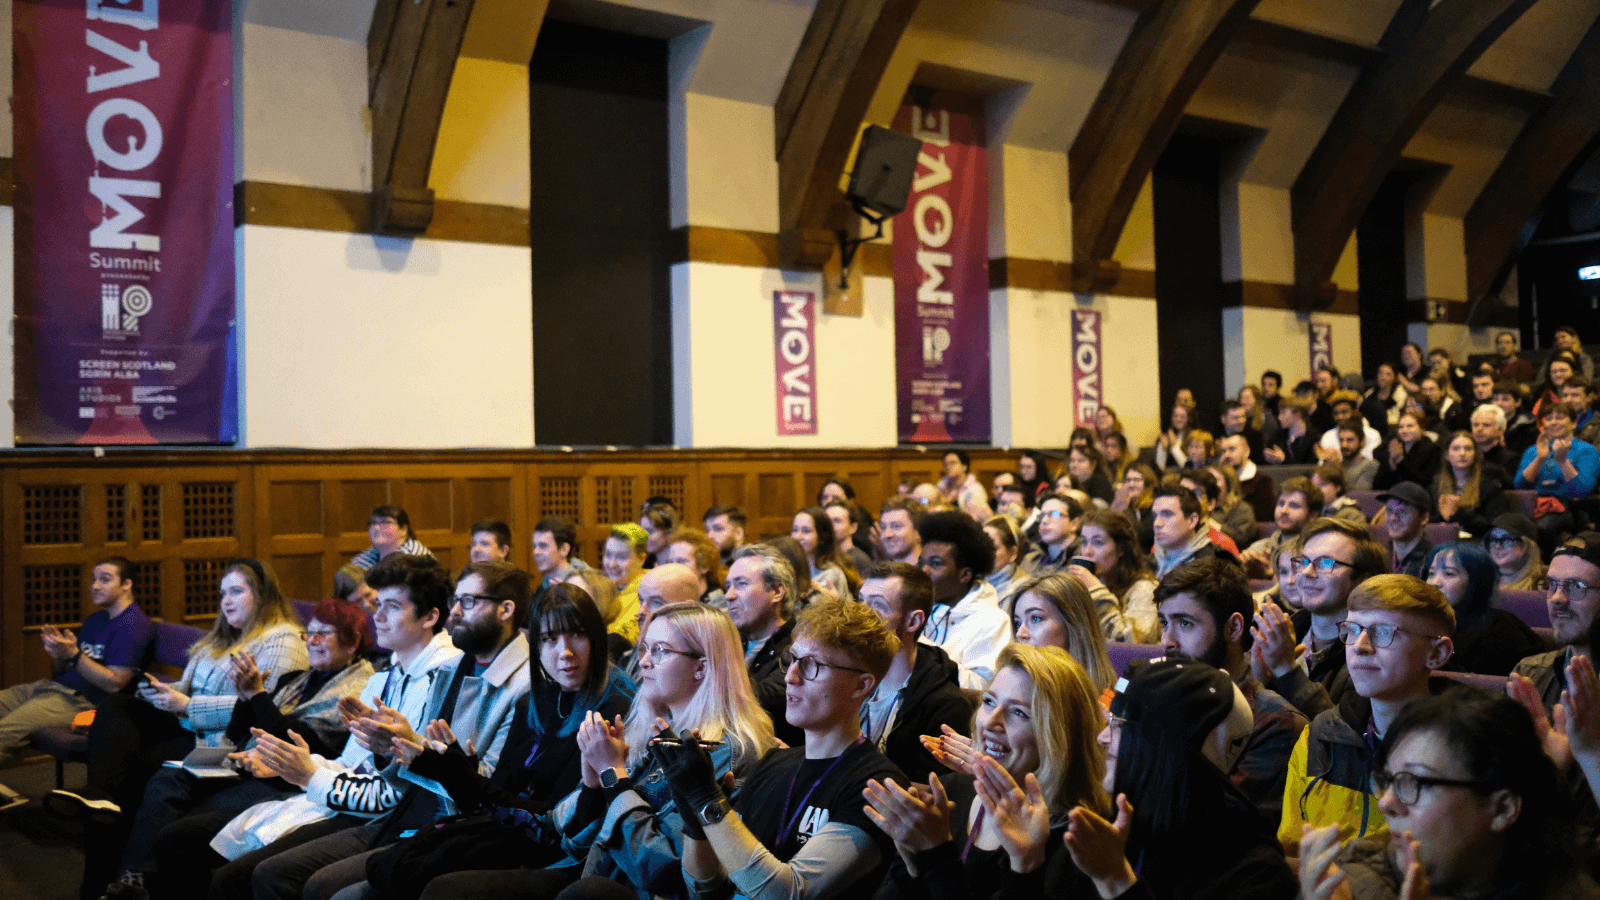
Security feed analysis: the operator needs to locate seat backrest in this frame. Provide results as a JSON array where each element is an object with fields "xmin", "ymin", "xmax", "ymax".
[
  {"xmin": 1495, "ymin": 589, "xmax": 1551, "ymax": 628},
  {"xmin": 1504, "ymin": 490, "xmax": 1538, "ymax": 519},
  {"xmin": 1257, "ymin": 521, "xmax": 1275, "ymax": 540},
  {"xmin": 1431, "ymin": 670, "xmax": 1511, "ymax": 694},
  {"xmin": 1424, "ymin": 523, "xmax": 1462, "ymax": 549},
  {"xmin": 291, "ymin": 599, "xmax": 319, "ymax": 625},
  {"xmin": 1105, "ymin": 642, "xmax": 1165, "ymax": 675},
  {"xmin": 1349, "ymin": 490, "xmax": 1385, "ymax": 521},
  {"xmin": 152, "ymin": 620, "xmax": 204, "ymax": 670}
]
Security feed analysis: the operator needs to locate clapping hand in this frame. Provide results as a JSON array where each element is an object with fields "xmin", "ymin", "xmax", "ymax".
[
  {"xmin": 1552, "ymin": 437, "xmax": 1573, "ymax": 462},
  {"xmin": 1395, "ymin": 830, "xmax": 1430, "ymax": 900},
  {"xmin": 862, "ymin": 774, "xmax": 953, "ymax": 875},
  {"xmin": 972, "ymin": 756, "xmax": 1050, "ymax": 874},
  {"xmin": 1563, "ymin": 654, "xmax": 1600, "ymax": 764},
  {"xmin": 40, "ymin": 623, "xmax": 79, "ymax": 660},
  {"xmin": 231, "ymin": 651, "xmax": 265, "ymax": 699},
  {"xmin": 919, "ymin": 724, "xmax": 978, "ymax": 775},
  {"xmin": 338, "ymin": 695, "xmax": 374, "ymax": 725},
  {"xmin": 228, "ymin": 747, "xmax": 275, "ymax": 779},
  {"xmin": 349, "ymin": 699, "xmax": 421, "ymax": 756},
  {"xmin": 1507, "ymin": 673, "xmax": 1569, "ymax": 770},
  {"xmin": 249, "ymin": 727, "xmax": 318, "ymax": 787},
  {"xmin": 577, "ymin": 711, "xmax": 629, "ymax": 786},
  {"xmin": 1250, "ymin": 601, "xmax": 1302, "ymax": 682},
  {"xmin": 1299, "ymin": 823, "xmax": 1354, "ymax": 900},
  {"xmin": 1064, "ymin": 794, "xmax": 1136, "ymax": 899}
]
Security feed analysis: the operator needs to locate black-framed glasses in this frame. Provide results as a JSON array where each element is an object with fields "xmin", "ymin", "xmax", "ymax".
[
  {"xmin": 1337, "ymin": 621, "xmax": 1442, "ymax": 648},
  {"xmin": 1486, "ymin": 535, "xmax": 1520, "ymax": 549},
  {"xmin": 452, "ymin": 593, "xmax": 501, "ymax": 611},
  {"xmin": 1293, "ymin": 556, "xmax": 1354, "ymax": 575},
  {"xmin": 1371, "ymin": 769, "xmax": 1492, "ymax": 804},
  {"xmin": 1549, "ymin": 579, "xmax": 1596, "ymax": 598},
  {"xmin": 781, "ymin": 650, "xmax": 868, "ymax": 681},
  {"xmin": 641, "ymin": 643, "xmax": 702, "ymax": 664}
]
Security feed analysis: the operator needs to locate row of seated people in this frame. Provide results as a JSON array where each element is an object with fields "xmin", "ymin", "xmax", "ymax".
[{"xmin": 14, "ymin": 493, "xmax": 1600, "ymax": 900}]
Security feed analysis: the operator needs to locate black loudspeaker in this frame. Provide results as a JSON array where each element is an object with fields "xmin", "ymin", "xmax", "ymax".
[{"xmin": 847, "ymin": 125, "xmax": 922, "ymax": 218}]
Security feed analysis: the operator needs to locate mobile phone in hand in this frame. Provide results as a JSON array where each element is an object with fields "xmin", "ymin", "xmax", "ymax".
[{"xmin": 1068, "ymin": 557, "xmax": 1097, "ymax": 575}]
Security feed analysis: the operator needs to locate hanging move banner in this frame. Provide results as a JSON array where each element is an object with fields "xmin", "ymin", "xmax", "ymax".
[
  {"xmin": 773, "ymin": 290, "xmax": 819, "ymax": 435},
  {"xmin": 1308, "ymin": 322, "xmax": 1333, "ymax": 376},
  {"xmin": 892, "ymin": 103, "xmax": 990, "ymax": 443},
  {"xmin": 14, "ymin": 0, "xmax": 236, "ymax": 444},
  {"xmin": 1071, "ymin": 310, "xmax": 1103, "ymax": 428}
]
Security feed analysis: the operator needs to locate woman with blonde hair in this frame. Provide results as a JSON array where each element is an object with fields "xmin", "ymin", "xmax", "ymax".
[
  {"xmin": 1486, "ymin": 514, "xmax": 1546, "ymax": 591},
  {"xmin": 1432, "ymin": 430, "xmax": 1506, "ymax": 538},
  {"xmin": 1001, "ymin": 572, "xmax": 1118, "ymax": 691},
  {"xmin": 871, "ymin": 644, "xmax": 1109, "ymax": 900},
  {"xmin": 66, "ymin": 559, "xmax": 307, "ymax": 845},
  {"xmin": 600, "ymin": 523, "xmax": 647, "ymax": 651}
]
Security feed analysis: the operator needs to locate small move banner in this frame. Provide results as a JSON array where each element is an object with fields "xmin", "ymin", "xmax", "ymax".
[
  {"xmin": 1309, "ymin": 321, "xmax": 1333, "ymax": 375},
  {"xmin": 774, "ymin": 290, "xmax": 819, "ymax": 435},
  {"xmin": 1071, "ymin": 309, "xmax": 1103, "ymax": 428}
]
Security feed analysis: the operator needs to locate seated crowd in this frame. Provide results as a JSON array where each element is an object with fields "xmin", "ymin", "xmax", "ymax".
[{"xmin": 3, "ymin": 330, "xmax": 1600, "ymax": 900}]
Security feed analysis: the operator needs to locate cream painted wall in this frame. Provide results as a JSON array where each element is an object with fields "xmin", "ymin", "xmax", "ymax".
[
  {"xmin": 1225, "ymin": 183, "xmax": 1292, "ymax": 283},
  {"xmin": 238, "ymin": 225, "xmax": 534, "ymax": 448},
  {"xmin": 994, "ymin": 144, "xmax": 1072, "ymax": 261},
  {"xmin": 680, "ymin": 93, "xmax": 780, "ymax": 232},
  {"xmin": 239, "ymin": 22, "xmax": 369, "ymax": 190},
  {"xmin": 1222, "ymin": 307, "xmax": 1362, "ymax": 395},
  {"xmin": 1113, "ymin": 177, "xmax": 1156, "ymax": 271},
  {"xmin": 997, "ymin": 288, "xmax": 1160, "ymax": 447},
  {"xmin": 431, "ymin": 57, "xmax": 531, "ymax": 206},
  {"xmin": 671, "ymin": 263, "xmax": 899, "ymax": 447},
  {"xmin": 1406, "ymin": 213, "xmax": 1468, "ymax": 302}
]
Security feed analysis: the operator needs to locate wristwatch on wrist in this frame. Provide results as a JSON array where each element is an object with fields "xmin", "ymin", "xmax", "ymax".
[
  {"xmin": 698, "ymin": 796, "xmax": 732, "ymax": 826},
  {"xmin": 599, "ymin": 767, "xmax": 631, "ymax": 791},
  {"xmin": 69, "ymin": 649, "xmax": 83, "ymax": 667}
]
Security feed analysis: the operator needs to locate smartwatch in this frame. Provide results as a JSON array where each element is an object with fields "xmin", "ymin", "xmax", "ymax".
[
  {"xmin": 698, "ymin": 796, "xmax": 732, "ymax": 826},
  {"xmin": 599, "ymin": 767, "xmax": 631, "ymax": 791}
]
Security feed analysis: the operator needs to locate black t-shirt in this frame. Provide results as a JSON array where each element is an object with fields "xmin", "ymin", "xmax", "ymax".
[{"xmin": 736, "ymin": 740, "xmax": 904, "ymax": 895}]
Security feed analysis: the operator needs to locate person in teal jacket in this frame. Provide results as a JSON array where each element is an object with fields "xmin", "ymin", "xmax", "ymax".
[{"xmin": 1514, "ymin": 402, "xmax": 1600, "ymax": 554}]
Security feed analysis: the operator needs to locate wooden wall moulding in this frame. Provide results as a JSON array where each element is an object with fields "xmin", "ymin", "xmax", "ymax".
[
  {"xmin": 235, "ymin": 181, "xmax": 530, "ymax": 247},
  {"xmin": 0, "ymin": 446, "xmax": 1037, "ymax": 688},
  {"xmin": 1221, "ymin": 280, "xmax": 1359, "ymax": 316}
]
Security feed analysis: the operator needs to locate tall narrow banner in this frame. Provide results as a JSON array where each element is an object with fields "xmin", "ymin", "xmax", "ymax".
[
  {"xmin": 14, "ymin": 0, "xmax": 236, "ymax": 444},
  {"xmin": 1071, "ymin": 310, "xmax": 1102, "ymax": 428},
  {"xmin": 773, "ymin": 290, "xmax": 819, "ymax": 435},
  {"xmin": 1309, "ymin": 322, "xmax": 1333, "ymax": 376},
  {"xmin": 892, "ymin": 104, "xmax": 990, "ymax": 443}
]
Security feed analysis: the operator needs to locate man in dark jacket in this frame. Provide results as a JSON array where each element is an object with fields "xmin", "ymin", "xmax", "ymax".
[
  {"xmin": 857, "ymin": 562, "xmax": 973, "ymax": 783},
  {"xmin": 725, "ymin": 545, "xmax": 801, "ymax": 747}
]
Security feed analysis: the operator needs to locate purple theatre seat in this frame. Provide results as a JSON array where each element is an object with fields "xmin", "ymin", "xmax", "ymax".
[
  {"xmin": 1496, "ymin": 589, "xmax": 1551, "ymax": 629},
  {"xmin": 1349, "ymin": 491, "xmax": 1384, "ymax": 521},
  {"xmin": 1257, "ymin": 521, "xmax": 1275, "ymax": 540},
  {"xmin": 1106, "ymin": 642, "xmax": 1165, "ymax": 675},
  {"xmin": 1424, "ymin": 523, "xmax": 1462, "ymax": 548},
  {"xmin": 291, "ymin": 599, "xmax": 319, "ymax": 625},
  {"xmin": 153, "ymin": 620, "xmax": 205, "ymax": 671},
  {"xmin": 1431, "ymin": 670, "xmax": 1511, "ymax": 694},
  {"xmin": 1504, "ymin": 490, "xmax": 1538, "ymax": 519}
]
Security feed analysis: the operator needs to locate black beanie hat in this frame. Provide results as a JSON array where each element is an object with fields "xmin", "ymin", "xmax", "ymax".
[{"xmin": 1110, "ymin": 657, "xmax": 1235, "ymax": 755}]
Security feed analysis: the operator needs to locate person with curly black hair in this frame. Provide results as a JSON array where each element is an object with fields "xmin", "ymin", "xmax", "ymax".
[{"xmin": 916, "ymin": 511, "xmax": 1011, "ymax": 689}]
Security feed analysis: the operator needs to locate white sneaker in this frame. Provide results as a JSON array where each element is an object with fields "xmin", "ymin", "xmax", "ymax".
[{"xmin": 44, "ymin": 789, "xmax": 121, "ymax": 824}]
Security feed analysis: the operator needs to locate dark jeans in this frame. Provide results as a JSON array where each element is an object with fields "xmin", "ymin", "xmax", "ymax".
[
  {"xmin": 123, "ymin": 769, "xmax": 289, "ymax": 873},
  {"xmin": 415, "ymin": 866, "xmax": 579, "ymax": 900},
  {"xmin": 205, "ymin": 814, "xmax": 362, "ymax": 900},
  {"xmin": 556, "ymin": 875, "xmax": 640, "ymax": 900}
]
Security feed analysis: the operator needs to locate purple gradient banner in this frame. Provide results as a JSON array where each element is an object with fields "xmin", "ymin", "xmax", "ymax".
[
  {"xmin": 14, "ymin": 0, "xmax": 236, "ymax": 444},
  {"xmin": 892, "ymin": 103, "xmax": 991, "ymax": 443}
]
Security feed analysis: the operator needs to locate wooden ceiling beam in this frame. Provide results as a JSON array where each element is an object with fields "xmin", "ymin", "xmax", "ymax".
[
  {"xmin": 1288, "ymin": 0, "xmax": 1537, "ymax": 309},
  {"xmin": 775, "ymin": 0, "xmax": 921, "ymax": 271},
  {"xmin": 367, "ymin": 0, "xmax": 482, "ymax": 236},
  {"xmin": 1464, "ymin": 14, "xmax": 1600, "ymax": 324},
  {"xmin": 1068, "ymin": 0, "xmax": 1264, "ymax": 293}
]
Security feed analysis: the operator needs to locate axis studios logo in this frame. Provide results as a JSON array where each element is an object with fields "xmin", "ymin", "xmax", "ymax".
[{"xmin": 100, "ymin": 283, "xmax": 153, "ymax": 337}]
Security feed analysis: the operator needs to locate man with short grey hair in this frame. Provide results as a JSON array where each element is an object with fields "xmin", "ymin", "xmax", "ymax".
[
  {"xmin": 1470, "ymin": 403, "xmax": 1517, "ymax": 474},
  {"xmin": 727, "ymin": 545, "xmax": 800, "ymax": 745}
]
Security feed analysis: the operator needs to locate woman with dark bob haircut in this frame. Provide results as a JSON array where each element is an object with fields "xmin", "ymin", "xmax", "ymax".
[
  {"xmin": 1424, "ymin": 541, "xmax": 1543, "ymax": 676},
  {"xmin": 1301, "ymin": 690, "xmax": 1594, "ymax": 900}
]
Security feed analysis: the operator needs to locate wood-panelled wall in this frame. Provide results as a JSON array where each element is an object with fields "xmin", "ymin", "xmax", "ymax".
[{"xmin": 1, "ymin": 447, "xmax": 1021, "ymax": 687}]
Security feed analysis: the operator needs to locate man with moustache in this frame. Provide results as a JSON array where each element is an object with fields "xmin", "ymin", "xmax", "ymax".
[{"xmin": 1512, "ymin": 533, "xmax": 1600, "ymax": 713}]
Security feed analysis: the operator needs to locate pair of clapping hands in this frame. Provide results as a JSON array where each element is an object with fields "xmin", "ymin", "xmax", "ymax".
[
  {"xmin": 865, "ymin": 727, "xmax": 1136, "ymax": 891},
  {"xmin": 228, "ymin": 695, "xmax": 471, "ymax": 787}
]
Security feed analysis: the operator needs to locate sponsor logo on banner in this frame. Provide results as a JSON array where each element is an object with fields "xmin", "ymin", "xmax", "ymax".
[
  {"xmin": 14, "ymin": 0, "xmax": 236, "ymax": 444},
  {"xmin": 1072, "ymin": 310, "xmax": 1103, "ymax": 428},
  {"xmin": 774, "ymin": 290, "xmax": 819, "ymax": 435},
  {"xmin": 1309, "ymin": 322, "xmax": 1333, "ymax": 374},
  {"xmin": 892, "ymin": 103, "xmax": 991, "ymax": 443}
]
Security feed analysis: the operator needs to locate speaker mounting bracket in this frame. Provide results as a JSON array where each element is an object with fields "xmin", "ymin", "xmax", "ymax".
[{"xmin": 836, "ymin": 201, "xmax": 889, "ymax": 289}]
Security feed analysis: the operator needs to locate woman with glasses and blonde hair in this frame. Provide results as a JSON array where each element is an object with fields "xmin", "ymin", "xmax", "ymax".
[
  {"xmin": 1002, "ymin": 573, "xmax": 1118, "ymax": 691},
  {"xmin": 869, "ymin": 644, "xmax": 1109, "ymax": 900},
  {"xmin": 1485, "ymin": 514, "xmax": 1545, "ymax": 591}
]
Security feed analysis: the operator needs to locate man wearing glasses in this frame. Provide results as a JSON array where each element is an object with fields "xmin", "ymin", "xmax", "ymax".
[
  {"xmin": 1019, "ymin": 491, "xmax": 1083, "ymax": 576},
  {"xmin": 1252, "ymin": 517, "xmax": 1389, "ymax": 720},
  {"xmin": 665, "ymin": 596, "xmax": 904, "ymax": 900},
  {"xmin": 1512, "ymin": 533, "xmax": 1600, "ymax": 713},
  {"xmin": 1277, "ymin": 574, "xmax": 1455, "ymax": 857}
]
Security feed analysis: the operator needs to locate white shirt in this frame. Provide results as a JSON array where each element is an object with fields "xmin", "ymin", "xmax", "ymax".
[
  {"xmin": 1318, "ymin": 421, "xmax": 1381, "ymax": 460},
  {"xmin": 919, "ymin": 580, "xmax": 1011, "ymax": 689}
]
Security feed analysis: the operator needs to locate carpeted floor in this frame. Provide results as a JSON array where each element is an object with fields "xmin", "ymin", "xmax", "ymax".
[{"xmin": 0, "ymin": 757, "xmax": 89, "ymax": 900}]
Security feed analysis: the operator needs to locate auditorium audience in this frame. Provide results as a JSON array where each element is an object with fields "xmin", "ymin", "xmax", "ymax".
[
  {"xmin": 1492, "ymin": 329, "xmax": 1536, "ymax": 383},
  {"xmin": 1093, "ymin": 406, "xmax": 1124, "ymax": 444},
  {"xmin": 1315, "ymin": 390, "xmax": 1380, "ymax": 462},
  {"xmin": 1017, "ymin": 450, "xmax": 1055, "ymax": 501},
  {"xmin": 1309, "ymin": 463, "xmax": 1369, "ymax": 525},
  {"xmin": 1108, "ymin": 462, "xmax": 1156, "ymax": 522},
  {"xmin": 1100, "ymin": 431, "xmax": 1132, "ymax": 485},
  {"xmin": 1002, "ymin": 573, "xmax": 1118, "ymax": 691},
  {"xmin": 1470, "ymin": 401, "xmax": 1520, "ymax": 474},
  {"xmin": 1397, "ymin": 343, "xmax": 1427, "ymax": 396},
  {"xmin": 1239, "ymin": 476, "xmax": 1322, "ymax": 577},
  {"xmin": 982, "ymin": 514, "xmax": 1027, "ymax": 601},
  {"xmin": 1020, "ymin": 492, "xmax": 1083, "ymax": 576},
  {"xmin": 871, "ymin": 644, "xmax": 1106, "ymax": 900},
  {"xmin": 1177, "ymin": 469, "xmax": 1239, "ymax": 558},
  {"xmin": 1534, "ymin": 352, "xmax": 1580, "ymax": 419},
  {"xmin": 857, "ymin": 563, "xmax": 972, "ymax": 783},
  {"xmin": 1219, "ymin": 399, "xmax": 1265, "ymax": 464},
  {"xmin": 1150, "ymin": 484, "xmax": 1218, "ymax": 578},
  {"xmin": 918, "ymin": 512, "xmax": 1010, "ymax": 689},
  {"xmin": 1511, "ymin": 532, "xmax": 1600, "ymax": 714},
  {"xmin": 638, "ymin": 503, "xmax": 679, "ymax": 569},
  {"xmin": 1380, "ymin": 482, "xmax": 1435, "ymax": 578},
  {"xmin": 1374, "ymin": 411, "xmax": 1442, "ymax": 491},
  {"xmin": 1433, "ymin": 430, "xmax": 1507, "ymax": 538},
  {"xmin": 1425, "ymin": 541, "xmax": 1543, "ymax": 676},
  {"xmin": 767, "ymin": 536, "xmax": 826, "ymax": 612},
  {"xmin": 1217, "ymin": 432, "xmax": 1278, "ymax": 521},
  {"xmin": 1067, "ymin": 444, "xmax": 1115, "ymax": 505},
  {"xmin": 825, "ymin": 498, "xmax": 874, "ymax": 574},
  {"xmin": 534, "ymin": 515, "xmax": 585, "ymax": 590},
  {"xmin": 1154, "ymin": 402, "xmax": 1193, "ymax": 471},
  {"xmin": 1265, "ymin": 395, "xmax": 1320, "ymax": 465},
  {"xmin": 792, "ymin": 507, "xmax": 857, "ymax": 601},
  {"xmin": 1516, "ymin": 401, "xmax": 1600, "ymax": 554},
  {"xmin": 1365, "ymin": 362, "xmax": 1407, "ymax": 428},
  {"xmin": 879, "ymin": 496, "xmax": 926, "ymax": 566},
  {"xmin": 1495, "ymin": 378, "xmax": 1539, "ymax": 459},
  {"xmin": 602, "ymin": 523, "xmax": 648, "ymax": 649}
]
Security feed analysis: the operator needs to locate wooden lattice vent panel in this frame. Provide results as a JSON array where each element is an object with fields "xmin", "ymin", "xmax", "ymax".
[
  {"xmin": 24, "ymin": 564, "xmax": 83, "ymax": 626},
  {"xmin": 23, "ymin": 485, "xmax": 83, "ymax": 545},
  {"xmin": 540, "ymin": 476, "xmax": 581, "ymax": 523},
  {"xmin": 184, "ymin": 559, "xmax": 232, "ymax": 620},
  {"xmin": 183, "ymin": 482, "xmax": 236, "ymax": 539}
]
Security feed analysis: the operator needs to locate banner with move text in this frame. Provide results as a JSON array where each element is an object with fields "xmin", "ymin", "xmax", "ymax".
[
  {"xmin": 1308, "ymin": 322, "xmax": 1333, "ymax": 377},
  {"xmin": 892, "ymin": 103, "xmax": 990, "ymax": 443},
  {"xmin": 1071, "ymin": 310, "xmax": 1103, "ymax": 428},
  {"xmin": 773, "ymin": 290, "xmax": 819, "ymax": 435},
  {"xmin": 14, "ymin": 0, "xmax": 236, "ymax": 444}
]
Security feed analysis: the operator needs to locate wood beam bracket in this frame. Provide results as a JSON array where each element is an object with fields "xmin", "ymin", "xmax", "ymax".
[
  {"xmin": 366, "ymin": 0, "xmax": 476, "ymax": 237},
  {"xmin": 1067, "ymin": 0, "xmax": 1263, "ymax": 288},
  {"xmin": 1072, "ymin": 258, "xmax": 1122, "ymax": 295},
  {"xmin": 774, "ymin": 0, "xmax": 921, "ymax": 271}
]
